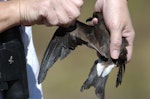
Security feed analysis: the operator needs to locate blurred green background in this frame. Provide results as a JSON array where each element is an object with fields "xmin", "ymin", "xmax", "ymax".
[{"xmin": 32, "ymin": 0, "xmax": 150, "ymax": 99}]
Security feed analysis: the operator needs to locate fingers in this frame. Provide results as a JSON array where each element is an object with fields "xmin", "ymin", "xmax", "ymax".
[
  {"xmin": 93, "ymin": 0, "xmax": 135, "ymax": 61},
  {"xmin": 109, "ymin": 22, "xmax": 135, "ymax": 61},
  {"xmin": 61, "ymin": 0, "xmax": 81, "ymax": 27},
  {"xmin": 19, "ymin": 0, "xmax": 83, "ymax": 26},
  {"xmin": 71, "ymin": 0, "xmax": 84, "ymax": 9},
  {"xmin": 110, "ymin": 29, "xmax": 122, "ymax": 59},
  {"xmin": 94, "ymin": 0, "xmax": 103, "ymax": 12},
  {"xmin": 126, "ymin": 43, "xmax": 133, "ymax": 62},
  {"xmin": 92, "ymin": 18, "xmax": 98, "ymax": 25},
  {"xmin": 122, "ymin": 27, "xmax": 135, "ymax": 61},
  {"xmin": 63, "ymin": 0, "xmax": 83, "ymax": 26},
  {"xmin": 50, "ymin": 0, "xmax": 83, "ymax": 27}
]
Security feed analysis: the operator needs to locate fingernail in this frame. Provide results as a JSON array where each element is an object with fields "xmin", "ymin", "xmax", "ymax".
[{"xmin": 112, "ymin": 50, "xmax": 119, "ymax": 59}]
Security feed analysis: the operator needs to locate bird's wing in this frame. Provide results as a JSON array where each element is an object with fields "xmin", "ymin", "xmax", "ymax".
[
  {"xmin": 38, "ymin": 26, "xmax": 85, "ymax": 84},
  {"xmin": 38, "ymin": 36, "xmax": 65, "ymax": 84}
]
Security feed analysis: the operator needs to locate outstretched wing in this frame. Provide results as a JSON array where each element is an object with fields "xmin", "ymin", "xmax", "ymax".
[{"xmin": 38, "ymin": 26, "xmax": 85, "ymax": 84}]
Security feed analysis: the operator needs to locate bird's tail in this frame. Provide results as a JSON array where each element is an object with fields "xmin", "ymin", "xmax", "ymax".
[
  {"xmin": 80, "ymin": 60, "xmax": 111, "ymax": 99},
  {"xmin": 81, "ymin": 74, "xmax": 109, "ymax": 99},
  {"xmin": 95, "ymin": 75, "xmax": 109, "ymax": 99}
]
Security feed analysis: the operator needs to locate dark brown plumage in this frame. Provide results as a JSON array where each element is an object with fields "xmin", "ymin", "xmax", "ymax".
[{"xmin": 38, "ymin": 12, "xmax": 128, "ymax": 99}]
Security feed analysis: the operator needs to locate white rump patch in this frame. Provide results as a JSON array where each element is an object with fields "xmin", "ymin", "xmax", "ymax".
[
  {"xmin": 102, "ymin": 64, "xmax": 115, "ymax": 77},
  {"xmin": 96, "ymin": 63, "xmax": 105, "ymax": 76},
  {"xmin": 96, "ymin": 61, "xmax": 116, "ymax": 77}
]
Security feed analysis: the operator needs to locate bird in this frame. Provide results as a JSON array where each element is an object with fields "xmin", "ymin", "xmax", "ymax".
[
  {"xmin": 80, "ymin": 13, "xmax": 128, "ymax": 99},
  {"xmin": 38, "ymin": 12, "xmax": 128, "ymax": 99}
]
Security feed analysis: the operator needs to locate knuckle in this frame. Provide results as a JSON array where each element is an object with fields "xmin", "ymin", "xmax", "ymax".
[
  {"xmin": 112, "ymin": 41, "xmax": 122, "ymax": 49},
  {"xmin": 78, "ymin": 0, "xmax": 84, "ymax": 7},
  {"xmin": 58, "ymin": 16, "xmax": 70, "ymax": 26},
  {"xmin": 74, "ymin": 0, "xmax": 84, "ymax": 8},
  {"xmin": 69, "ymin": 11, "xmax": 80, "ymax": 21},
  {"xmin": 76, "ymin": 12, "xmax": 80, "ymax": 18},
  {"xmin": 109, "ymin": 21, "xmax": 122, "ymax": 31},
  {"xmin": 73, "ymin": 10, "xmax": 80, "ymax": 18},
  {"xmin": 49, "ymin": 19, "xmax": 59, "ymax": 26},
  {"xmin": 60, "ymin": 19, "xmax": 70, "ymax": 25}
]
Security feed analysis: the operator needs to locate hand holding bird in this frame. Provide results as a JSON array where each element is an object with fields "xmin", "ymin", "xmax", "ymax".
[{"xmin": 38, "ymin": 12, "xmax": 128, "ymax": 99}]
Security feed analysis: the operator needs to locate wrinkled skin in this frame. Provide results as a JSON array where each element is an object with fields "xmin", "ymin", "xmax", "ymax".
[
  {"xmin": 0, "ymin": 0, "xmax": 83, "ymax": 32},
  {"xmin": 93, "ymin": 0, "xmax": 135, "ymax": 61}
]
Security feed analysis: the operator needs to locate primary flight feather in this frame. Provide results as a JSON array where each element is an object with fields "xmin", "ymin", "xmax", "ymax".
[{"xmin": 38, "ymin": 12, "xmax": 128, "ymax": 99}]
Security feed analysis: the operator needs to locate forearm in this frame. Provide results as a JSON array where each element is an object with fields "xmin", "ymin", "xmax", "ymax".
[
  {"xmin": 0, "ymin": 0, "xmax": 83, "ymax": 32},
  {"xmin": 0, "ymin": 1, "xmax": 20, "ymax": 32}
]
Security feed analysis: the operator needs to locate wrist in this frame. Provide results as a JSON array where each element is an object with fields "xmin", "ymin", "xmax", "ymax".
[
  {"xmin": 19, "ymin": 0, "xmax": 43, "ymax": 25},
  {"xmin": 9, "ymin": 0, "xmax": 20, "ymax": 25},
  {"xmin": 0, "ymin": 1, "xmax": 20, "ymax": 32},
  {"xmin": 19, "ymin": 0, "xmax": 28, "ymax": 25}
]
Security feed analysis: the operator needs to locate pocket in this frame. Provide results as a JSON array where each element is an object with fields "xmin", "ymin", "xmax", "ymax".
[{"xmin": 0, "ymin": 40, "xmax": 24, "ymax": 81}]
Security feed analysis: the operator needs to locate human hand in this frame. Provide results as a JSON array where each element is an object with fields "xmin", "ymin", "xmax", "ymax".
[
  {"xmin": 93, "ymin": 0, "xmax": 135, "ymax": 61},
  {"xmin": 19, "ymin": 0, "xmax": 83, "ymax": 27}
]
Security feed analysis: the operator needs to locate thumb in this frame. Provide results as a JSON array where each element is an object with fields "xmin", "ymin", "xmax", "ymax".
[{"xmin": 110, "ymin": 29, "xmax": 122, "ymax": 59}]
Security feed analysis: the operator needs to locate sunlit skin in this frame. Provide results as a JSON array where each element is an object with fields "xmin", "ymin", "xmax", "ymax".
[
  {"xmin": 0, "ymin": 0, "xmax": 83, "ymax": 32},
  {"xmin": 93, "ymin": 0, "xmax": 135, "ymax": 61},
  {"xmin": 0, "ymin": 0, "xmax": 134, "ymax": 63}
]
